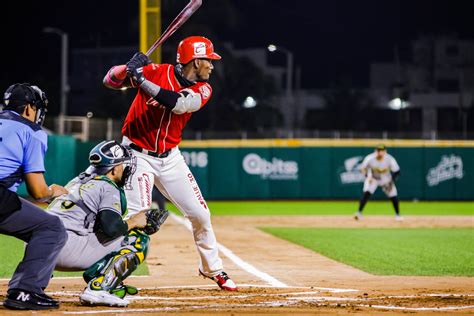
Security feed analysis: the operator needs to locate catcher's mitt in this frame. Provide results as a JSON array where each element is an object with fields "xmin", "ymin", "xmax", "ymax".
[{"xmin": 143, "ymin": 209, "xmax": 169, "ymax": 235}]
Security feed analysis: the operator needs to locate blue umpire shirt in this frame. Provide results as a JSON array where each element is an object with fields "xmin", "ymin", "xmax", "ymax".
[{"xmin": 0, "ymin": 110, "xmax": 47, "ymax": 192}]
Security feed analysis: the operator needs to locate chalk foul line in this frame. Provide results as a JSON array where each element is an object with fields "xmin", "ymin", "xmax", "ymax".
[{"xmin": 170, "ymin": 212, "xmax": 288, "ymax": 288}]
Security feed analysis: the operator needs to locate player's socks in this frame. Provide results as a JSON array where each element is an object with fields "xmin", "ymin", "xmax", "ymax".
[
  {"xmin": 390, "ymin": 196, "xmax": 400, "ymax": 215},
  {"xmin": 358, "ymin": 191, "xmax": 371, "ymax": 212}
]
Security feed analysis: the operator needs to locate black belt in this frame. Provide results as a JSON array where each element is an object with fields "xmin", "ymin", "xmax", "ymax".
[{"xmin": 129, "ymin": 143, "xmax": 172, "ymax": 158}]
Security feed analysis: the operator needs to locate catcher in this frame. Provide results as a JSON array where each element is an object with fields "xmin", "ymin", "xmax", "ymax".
[{"xmin": 48, "ymin": 140, "xmax": 168, "ymax": 307}]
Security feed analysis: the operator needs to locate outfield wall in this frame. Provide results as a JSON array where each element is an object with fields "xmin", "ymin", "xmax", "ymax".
[
  {"xmin": 19, "ymin": 137, "xmax": 474, "ymax": 200},
  {"xmin": 180, "ymin": 139, "xmax": 473, "ymax": 200}
]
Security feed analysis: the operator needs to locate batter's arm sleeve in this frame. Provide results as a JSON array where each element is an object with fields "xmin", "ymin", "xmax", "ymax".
[
  {"xmin": 169, "ymin": 83, "xmax": 212, "ymax": 114},
  {"xmin": 139, "ymin": 80, "xmax": 202, "ymax": 114},
  {"xmin": 95, "ymin": 209, "xmax": 128, "ymax": 239}
]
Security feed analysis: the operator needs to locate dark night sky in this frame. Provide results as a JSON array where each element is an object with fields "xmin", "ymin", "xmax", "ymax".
[{"xmin": 1, "ymin": 0, "xmax": 474, "ymax": 109}]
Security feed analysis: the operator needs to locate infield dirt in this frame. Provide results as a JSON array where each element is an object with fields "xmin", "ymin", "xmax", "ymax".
[{"xmin": 0, "ymin": 215, "xmax": 472, "ymax": 315}]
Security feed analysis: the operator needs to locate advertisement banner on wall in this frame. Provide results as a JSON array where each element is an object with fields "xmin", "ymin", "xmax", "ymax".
[
  {"xmin": 178, "ymin": 144, "xmax": 473, "ymax": 200},
  {"xmin": 338, "ymin": 156, "xmax": 365, "ymax": 185},
  {"xmin": 242, "ymin": 153, "xmax": 299, "ymax": 180},
  {"xmin": 426, "ymin": 154, "xmax": 464, "ymax": 187}
]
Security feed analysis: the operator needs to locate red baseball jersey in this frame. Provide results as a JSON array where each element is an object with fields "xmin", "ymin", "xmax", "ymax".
[{"xmin": 121, "ymin": 64, "xmax": 213, "ymax": 153}]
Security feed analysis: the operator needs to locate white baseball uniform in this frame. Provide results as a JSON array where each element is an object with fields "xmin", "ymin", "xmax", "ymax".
[
  {"xmin": 360, "ymin": 152, "xmax": 400, "ymax": 197},
  {"xmin": 110, "ymin": 63, "xmax": 223, "ymax": 277}
]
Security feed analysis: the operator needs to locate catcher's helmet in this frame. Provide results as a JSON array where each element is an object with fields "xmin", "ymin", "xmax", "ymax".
[
  {"xmin": 89, "ymin": 140, "xmax": 136, "ymax": 187},
  {"xmin": 3, "ymin": 83, "xmax": 48, "ymax": 125},
  {"xmin": 176, "ymin": 36, "xmax": 221, "ymax": 65}
]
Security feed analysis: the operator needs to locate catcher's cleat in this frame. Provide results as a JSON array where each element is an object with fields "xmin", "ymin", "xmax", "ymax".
[
  {"xmin": 199, "ymin": 270, "xmax": 238, "ymax": 291},
  {"xmin": 3, "ymin": 289, "xmax": 59, "ymax": 310},
  {"xmin": 80, "ymin": 282, "xmax": 129, "ymax": 307}
]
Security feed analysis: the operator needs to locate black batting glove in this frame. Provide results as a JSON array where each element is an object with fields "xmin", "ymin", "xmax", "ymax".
[
  {"xmin": 126, "ymin": 52, "xmax": 152, "ymax": 85},
  {"xmin": 127, "ymin": 52, "xmax": 152, "ymax": 68},
  {"xmin": 127, "ymin": 66, "xmax": 146, "ymax": 85}
]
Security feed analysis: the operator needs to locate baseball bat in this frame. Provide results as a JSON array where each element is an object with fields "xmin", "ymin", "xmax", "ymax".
[{"xmin": 146, "ymin": 0, "xmax": 203, "ymax": 56}]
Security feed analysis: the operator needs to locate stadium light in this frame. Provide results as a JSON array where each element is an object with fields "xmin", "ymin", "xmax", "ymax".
[
  {"xmin": 267, "ymin": 44, "xmax": 293, "ymax": 99},
  {"xmin": 267, "ymin": 44, "xmax": 277, "ymax": 52},
  {"xmin": 243, "ymin": 96, "xmax": 258, "ymax": 108},
  {"xmin": 43, "ymin": 27, "xmax": 69, "ymax": 118},
  {"xmin": 388, "ymin": 98, "xmax": 410, "ymax": 110}
]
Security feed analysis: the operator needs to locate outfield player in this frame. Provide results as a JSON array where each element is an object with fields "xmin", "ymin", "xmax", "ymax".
[
  {"xmin": 49, "ymin": 140, "xmax": 167, "ymax": 307},
  {"xmin": 355, "ymin": 145, "xmax": 402, "ymax": 220},
  {"xmin": 103, "ymin": 36, "xmax": 237, "ymax": 291},
  {"xmin": 0, "ymin": 83, "xmax": 68, "ymax": 310}
]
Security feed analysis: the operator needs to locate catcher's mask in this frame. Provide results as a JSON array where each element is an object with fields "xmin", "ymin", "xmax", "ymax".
[
  {"xmin": 89, "ymin": 140, "xmax": 137, "ymax": 188},
  {"xmin": 3, "ymin": 83, "xmax": 49, "ymax": 125}
]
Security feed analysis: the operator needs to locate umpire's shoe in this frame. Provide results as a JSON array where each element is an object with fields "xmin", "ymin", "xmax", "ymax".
[{"xmin": 3, "ymin": 288, "xmax": 59, "ymax": 310}]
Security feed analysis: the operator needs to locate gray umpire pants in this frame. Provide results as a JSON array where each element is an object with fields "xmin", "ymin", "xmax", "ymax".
[{"xmin": 0, "ymin": 197, "xmax": 67, "ymax": 294}]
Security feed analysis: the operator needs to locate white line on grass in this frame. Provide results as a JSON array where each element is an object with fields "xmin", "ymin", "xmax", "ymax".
[{"xmin": 170, "ymin": 212, "xmax": 288, "ymax": 288}]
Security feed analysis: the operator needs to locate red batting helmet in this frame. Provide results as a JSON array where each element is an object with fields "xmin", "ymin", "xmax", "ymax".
[{"xmin": 176, "ymin": 36, "xmax": 221, "ymax": 65}]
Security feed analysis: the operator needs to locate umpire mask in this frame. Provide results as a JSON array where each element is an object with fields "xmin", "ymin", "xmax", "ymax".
[{"xmin": 30, "ymin": 85, "xmax": 48, "ymax": 125}]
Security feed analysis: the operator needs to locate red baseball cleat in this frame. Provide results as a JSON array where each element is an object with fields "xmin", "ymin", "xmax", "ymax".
[{"xmin": 199, "ymin": 270, "xmax": 238, "ymax": 291}]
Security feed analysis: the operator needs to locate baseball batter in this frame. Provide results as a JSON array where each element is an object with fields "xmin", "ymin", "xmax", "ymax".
[
  {"xmin": 103, "ymin": 36, "xmax": 237, "ymax": 291},
  {"xmin": 48, "ymin": 140, "xmax": 167, "ymax": 307},
  {"xmin": 355, "ymin": 145, "xmax": 402, "ymax": 220}
]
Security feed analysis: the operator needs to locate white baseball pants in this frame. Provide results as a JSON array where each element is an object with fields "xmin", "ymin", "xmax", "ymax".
[
  {"xmin": 123, "ymin": 143, "xmax": 223, "ymax": 276},
  {"xmin": 363, "ymin": 177, "xmax": 398, "ymax": 197}
]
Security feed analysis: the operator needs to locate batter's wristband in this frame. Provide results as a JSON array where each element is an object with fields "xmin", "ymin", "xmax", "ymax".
[{"xmin": 105, "ymin": 66, "xmax": 127, "ymax": 88}]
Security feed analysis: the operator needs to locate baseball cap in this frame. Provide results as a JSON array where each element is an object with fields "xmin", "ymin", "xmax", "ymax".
[{"xmin": 375, "ymin": 144, "xmax": 386, "ymax": 151}]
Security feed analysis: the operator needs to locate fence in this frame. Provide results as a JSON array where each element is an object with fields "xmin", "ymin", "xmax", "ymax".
[
  {"xmin": 179, "ymin": 139, "xmax": 473, "ymax": 200},
  {"xmin": 18, "ymin": 137, "xmax": 474, "ymax": 200}
]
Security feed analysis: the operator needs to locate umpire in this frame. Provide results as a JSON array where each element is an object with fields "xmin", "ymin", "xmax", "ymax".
[{"xmin": 0, "ymin": 83, "xmax": 68, "ymax": 310}]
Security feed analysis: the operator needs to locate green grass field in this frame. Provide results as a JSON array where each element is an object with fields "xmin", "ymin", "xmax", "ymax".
[
  {"xmin": 168, "ymin": 200, "xmax": 474, "ymax": 216},
  {"xmin": 0, "ymin": 201, "xmax": 472, "ymax": 279},
  {"xmin": 262, "ymin": 227, "xmax": 474, "ymax": 276},
  {"xmin": 0, "ymin": 235, "xmax": 148, "ymax": 278}
]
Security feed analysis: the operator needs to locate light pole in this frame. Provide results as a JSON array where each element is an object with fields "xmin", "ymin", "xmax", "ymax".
[
  {"xmin": 268, "ymin": 44, "xmax": 293, "ymax": 98},
  {"xmin": 268, "ymin": 44, "xmax": 295, "ymax": 130},
  {"xmin": 43, "ymin": 27, "xmax": 69, "ymax": 134}
]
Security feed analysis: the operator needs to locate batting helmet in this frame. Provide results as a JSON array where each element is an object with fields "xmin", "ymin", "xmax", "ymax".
[
  {"xmin": 3, "ymin": 83, "xmax": 48, "ymax": 125},
  {"xmin": 89, "ymin": 140, "xmax": 136, "ymax": 187},
  {"xmin": 176, "ymin": 36, "xmax": 221, "ymax": 65}
]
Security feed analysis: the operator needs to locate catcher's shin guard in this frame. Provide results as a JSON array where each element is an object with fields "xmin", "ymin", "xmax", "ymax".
[{"xmin": 83, "ymin": 229, "xmax": 150, "ymax": 291}]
